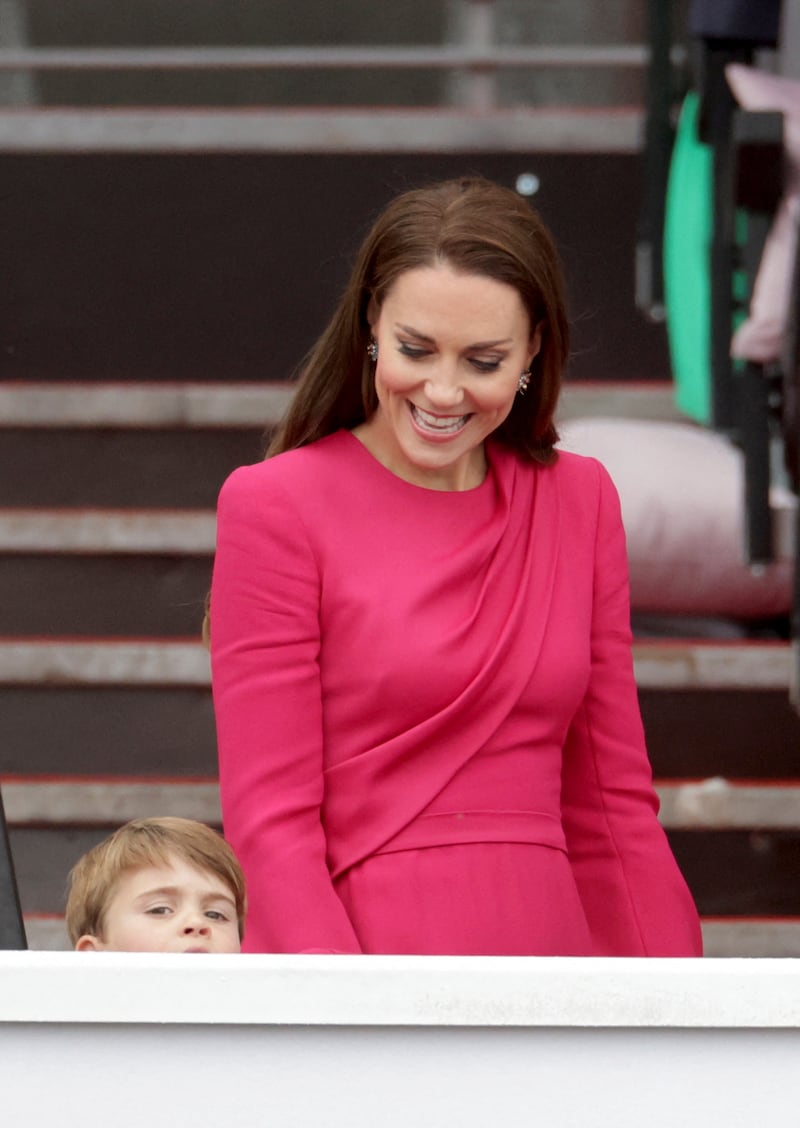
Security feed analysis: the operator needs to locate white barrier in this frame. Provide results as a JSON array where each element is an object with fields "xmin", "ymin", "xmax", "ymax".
[{"xmin": 1, "ymin": 953, "xmax": 799, "ymax": 1126}]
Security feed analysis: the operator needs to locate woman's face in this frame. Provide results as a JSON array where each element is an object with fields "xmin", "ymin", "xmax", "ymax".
[{"xmin": 365, "ymin": 262, "xmax": 540, "ymax": 491}]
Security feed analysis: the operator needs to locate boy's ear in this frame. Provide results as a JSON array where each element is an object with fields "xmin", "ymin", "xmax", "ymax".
[{"xmin": 75, "ymin": 934, "xmax": 104, "ymax": 952}]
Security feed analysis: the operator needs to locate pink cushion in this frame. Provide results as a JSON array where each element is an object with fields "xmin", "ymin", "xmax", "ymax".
[
  {"xmin": 725, "ymin": 63, "xmax": 800, "ymax": 363},
  {"xmin": 559, "ymin": 417, "xmax": 794, "ymax": 618}
]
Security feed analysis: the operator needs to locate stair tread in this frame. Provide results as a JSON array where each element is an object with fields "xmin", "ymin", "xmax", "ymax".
[
  {"xmin": 0, "ymin": 637, "xmax": 790, "ymax": 689},
  {"xmin": 0, "ymin": 106, "xmax": 644, "ymax": 154},
  {"xmin": 4, "ymin": 776, "xmax": 800, "ymax": 830},
  {"xmin": 0, "ymin": 379, "xmax": 678, "ymax": 427}
]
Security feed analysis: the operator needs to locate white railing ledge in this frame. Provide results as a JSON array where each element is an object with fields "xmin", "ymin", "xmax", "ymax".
[{"xmin": 1, "ymin": 952, "xmax": 798, "ymax": 1028}]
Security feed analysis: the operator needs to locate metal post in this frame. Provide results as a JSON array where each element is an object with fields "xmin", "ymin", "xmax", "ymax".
[
  {"xmin": 445, "ymin": 0, "xmax": 497, "ymax": 111},
  {"xmin": 0, "ymin": 0, "xmax": 37, "ymax": 105},
  {"xmin": 0, "ymin": 787, "xmax": 26, "ymax": 949},
  {"xmin": 636, "ymin": 0, "xmax": 674, "ymax": 321}
]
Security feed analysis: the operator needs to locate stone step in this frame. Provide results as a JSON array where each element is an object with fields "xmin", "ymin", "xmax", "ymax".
[
  {"xmin": 3, "ymin": 683, "xmax": 798, "ymax": 780},
  {"xmin": 20, "ymin": 913, "xmax": 800, "ymax": 957},
  {"xmin": 0, "ymin": 107, "xmax": 644, "ymax": 154},
  {"xmin": 4, "ymin": 776, "xmax": 800, "ymax": 832},
  {"xmin": 0, "ymin": 428, "xmax": 264, "ymax": 507},
  {"xmin": 1, "ymin": 686, "xmax": 218, "ymax": 776},
  {"xmin": 0, "ymin": 638, "xmax": 790, "ymax": 690},
  {"xmin": 0, "ymin": 379, "xmax": 679, "ymax": 428},
  {"xmin": 0, "ymin": 381, "xmax": 293, "ymax": 428},
  {"xmin": 10, "ymin": 822, "xmax": 799, "ymax": 928},
  {"xmin": 0, "ymin": 153, "xmax": 671, "ymax": 385},
  {"xmin": 0, "ymin": 554, "xmax": 211, "ymax": 636},
  {"xmin": 0, "ymin": 510, "xmax": 215, "ymax": 639},
  {"xmin": 18, "ymin": 913, "xmax": 800, "ymax": 957},
  {"xmin": 0, "ymin": 508, "xmax": 216, "ymax": 553}
]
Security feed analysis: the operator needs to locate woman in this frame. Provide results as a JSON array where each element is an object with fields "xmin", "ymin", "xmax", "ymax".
[{"xmin": 210, "ymin": 177, "xmax": 702, "ymax": 956}]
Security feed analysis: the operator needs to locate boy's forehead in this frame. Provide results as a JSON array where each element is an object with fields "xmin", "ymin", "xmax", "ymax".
[{"xmin": 113, "ymin": 857, "xmax": 235, "ymax": 900}]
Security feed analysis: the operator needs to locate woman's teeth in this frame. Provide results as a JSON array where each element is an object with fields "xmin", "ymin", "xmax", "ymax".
[{"xmin": 411, "ymin": 405, "xmax": 469, "ymax": 434}]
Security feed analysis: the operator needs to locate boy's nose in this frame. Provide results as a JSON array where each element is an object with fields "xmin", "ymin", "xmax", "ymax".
[{"xmin": 182, "ymin": 914, "xmax": 210, "ymax": 934}]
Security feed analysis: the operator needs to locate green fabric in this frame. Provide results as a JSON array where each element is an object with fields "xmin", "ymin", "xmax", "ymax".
[{"xmin": 663, "ymin": 91, "xmax": 713, "ymax": 424}]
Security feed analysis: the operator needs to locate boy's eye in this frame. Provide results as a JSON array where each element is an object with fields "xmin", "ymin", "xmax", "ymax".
[
  {"xmin": 146, "ymin": 905, "xmax": 171, "ymax": 916},
  {"xmin": 205, "ymin": 910, "xmax": 228, "ymax": 922}
]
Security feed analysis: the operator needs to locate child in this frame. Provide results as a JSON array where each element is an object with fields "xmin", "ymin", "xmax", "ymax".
[{"xmin": 66, "ymin": 816, "xmax": 246, "ymax": 953}]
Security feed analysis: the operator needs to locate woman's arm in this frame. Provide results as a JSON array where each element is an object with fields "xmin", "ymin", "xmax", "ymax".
[
  {"xmin": 561, "ymin": 462, "xmax": 703, "ymax": 956},
  {"xmin": 210, "ymin": 463, "xmax": 362, "ymax": 953}
]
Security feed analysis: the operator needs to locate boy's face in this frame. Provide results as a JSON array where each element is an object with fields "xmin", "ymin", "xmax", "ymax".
[{"xmin": 75, "ymin": 856, "xmax": 241, "ymax": 953}]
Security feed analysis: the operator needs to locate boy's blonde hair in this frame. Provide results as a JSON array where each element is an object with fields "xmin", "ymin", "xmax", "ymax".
[{"xmin": 65, "ymin": 816, "xmax": 247, "ymax": 945}]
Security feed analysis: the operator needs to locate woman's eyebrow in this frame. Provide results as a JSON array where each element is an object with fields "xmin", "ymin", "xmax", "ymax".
[
  {"xmin": 395, "ymin": 322, "xmax": 434, "ymax": 343},
  {"xmin": 395, "ymin": 323, "xmax": 512, "ymax": 349}
]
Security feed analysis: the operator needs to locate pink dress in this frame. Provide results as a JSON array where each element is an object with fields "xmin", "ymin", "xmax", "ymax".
[{"xmin": 210, "ymin": 431, "xmax": 702, "ymax": 956}]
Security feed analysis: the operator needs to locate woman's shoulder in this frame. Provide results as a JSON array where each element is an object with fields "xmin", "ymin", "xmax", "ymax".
[
  {"xmin": 550, "ymin": 447, "xmax": 611, "ymax": 488},
  {"xmin": 495, "ymin": 442, "xmax": 612, "ymax": 494},
  {"xmin": 219, "ymin": 431, "xmax": 355, "ymax": 503}
]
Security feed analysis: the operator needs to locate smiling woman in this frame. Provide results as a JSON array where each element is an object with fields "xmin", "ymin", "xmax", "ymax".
[
  {"xmin": 354, "ymin": 265, "xmax": 541, "ymax": 491},
  {"xmin": 209, "ymin": 177, "xmax": 702, "ymax": 958}
]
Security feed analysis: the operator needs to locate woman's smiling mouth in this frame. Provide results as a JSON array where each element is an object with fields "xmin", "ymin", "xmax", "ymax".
[{"xmin": 409, "ymin": 402, "xmax": 472, "ymax": 436}]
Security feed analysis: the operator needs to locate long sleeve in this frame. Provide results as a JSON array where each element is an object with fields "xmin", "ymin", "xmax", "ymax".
[
  {"xmin": 210, "ymin": 463, "xmax": 362, "ymax": 953},
  {"xmin": 561, "ymin": 463, "xmax": 703, "ymax": 956}
]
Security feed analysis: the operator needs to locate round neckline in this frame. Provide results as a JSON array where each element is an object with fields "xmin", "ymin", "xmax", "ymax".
[{"xmin": 340, "ymin": 428, "xmax": 496, "ymax": 498}]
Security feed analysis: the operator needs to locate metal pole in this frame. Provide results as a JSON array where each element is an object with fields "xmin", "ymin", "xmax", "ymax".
[
  {"xmin": 636, "ymin": 0, "xmax": 675, "ymax": 321},
  {"xmin": 0, "ymin": 787, "xmax": 26, "ymax": 949}
]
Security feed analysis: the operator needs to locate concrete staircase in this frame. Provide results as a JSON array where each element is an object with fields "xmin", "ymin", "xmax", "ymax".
[
  {"xmin": 1, "ymin": 379, "xmax": 798, "ymax": 953},
  {"xmin": 1, "ymin": 1, "xmax": 798, "ymax": 954}
]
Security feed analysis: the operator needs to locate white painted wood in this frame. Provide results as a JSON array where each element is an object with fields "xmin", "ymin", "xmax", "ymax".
[
  {"xmin": 0, "ymin": 639, "xmax": 789, "ymax": 689},
  {"xmin": 0, "ymin": 107, "xmax": 644, "ymax": 153},
  {"xmin": 2, "ymin": 957, "xmax": 800, "ymax": 1124},
  {"xmin": 2, "ymin": 1021, "xmax": 798, "ymax": 1128},
  {"xmin": 1, "ymin": 953, "xmax": 799, "ymax": 1027}
]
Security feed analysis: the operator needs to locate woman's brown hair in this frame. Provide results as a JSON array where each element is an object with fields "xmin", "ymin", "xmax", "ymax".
[
  {"xmin": 204, "ymin": 177, "xmax": 570, "ymax": 645},
  {"xmin": 268, "ymin": 176, "xmax": 570, "ymax": 463}
]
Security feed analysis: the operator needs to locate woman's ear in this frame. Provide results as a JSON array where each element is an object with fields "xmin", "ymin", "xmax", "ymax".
[
  {"xmin": 527, "ymin": 323, "xmax": 543, "ymax": 369},
  {"xmin": 75, "ymin": 933, "xmax": 104, "ymax": 952}
]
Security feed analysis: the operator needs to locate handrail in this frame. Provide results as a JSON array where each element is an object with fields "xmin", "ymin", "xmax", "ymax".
[{"xmin": 0, "ymin": 44, "xmax": 684, "ymax": 72}]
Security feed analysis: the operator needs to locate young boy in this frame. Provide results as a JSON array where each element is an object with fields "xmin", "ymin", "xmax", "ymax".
[{"xmin": 66, "ymin": 816, "xmax": 246, "ymax": 953}]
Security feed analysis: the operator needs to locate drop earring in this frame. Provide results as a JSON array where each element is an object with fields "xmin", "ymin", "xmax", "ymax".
[
  {"xmin": 367, "ymin": 339, "xmax": 378, "ymax": 362},
  {"xmin": 518, "ymin": 369, "xmax": 531, "ymax": 395}
]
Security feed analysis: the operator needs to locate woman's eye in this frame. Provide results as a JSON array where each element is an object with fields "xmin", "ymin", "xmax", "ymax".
[
  {"xmin": 398, "ymin": 343, "xmax": 429, "ymax": 360},
  {"xmin": 470, "ymin": 357, "xmax": 503, "ymax": 373}
]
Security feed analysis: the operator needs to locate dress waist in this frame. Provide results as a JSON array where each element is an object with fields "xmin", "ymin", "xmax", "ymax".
[{"xmin": 370, "ymin": 809, "xmax": 566, "ymax": 858}]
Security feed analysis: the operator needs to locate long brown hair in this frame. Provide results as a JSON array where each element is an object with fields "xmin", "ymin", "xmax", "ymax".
[{"xmin": 268, "ymin": 176, "xmax": 570, "ymax": 463}]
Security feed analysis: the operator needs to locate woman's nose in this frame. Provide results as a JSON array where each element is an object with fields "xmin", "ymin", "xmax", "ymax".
[{"xmin": 424, "ymin": 370, "xmax": 463, "ymax": 407}]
